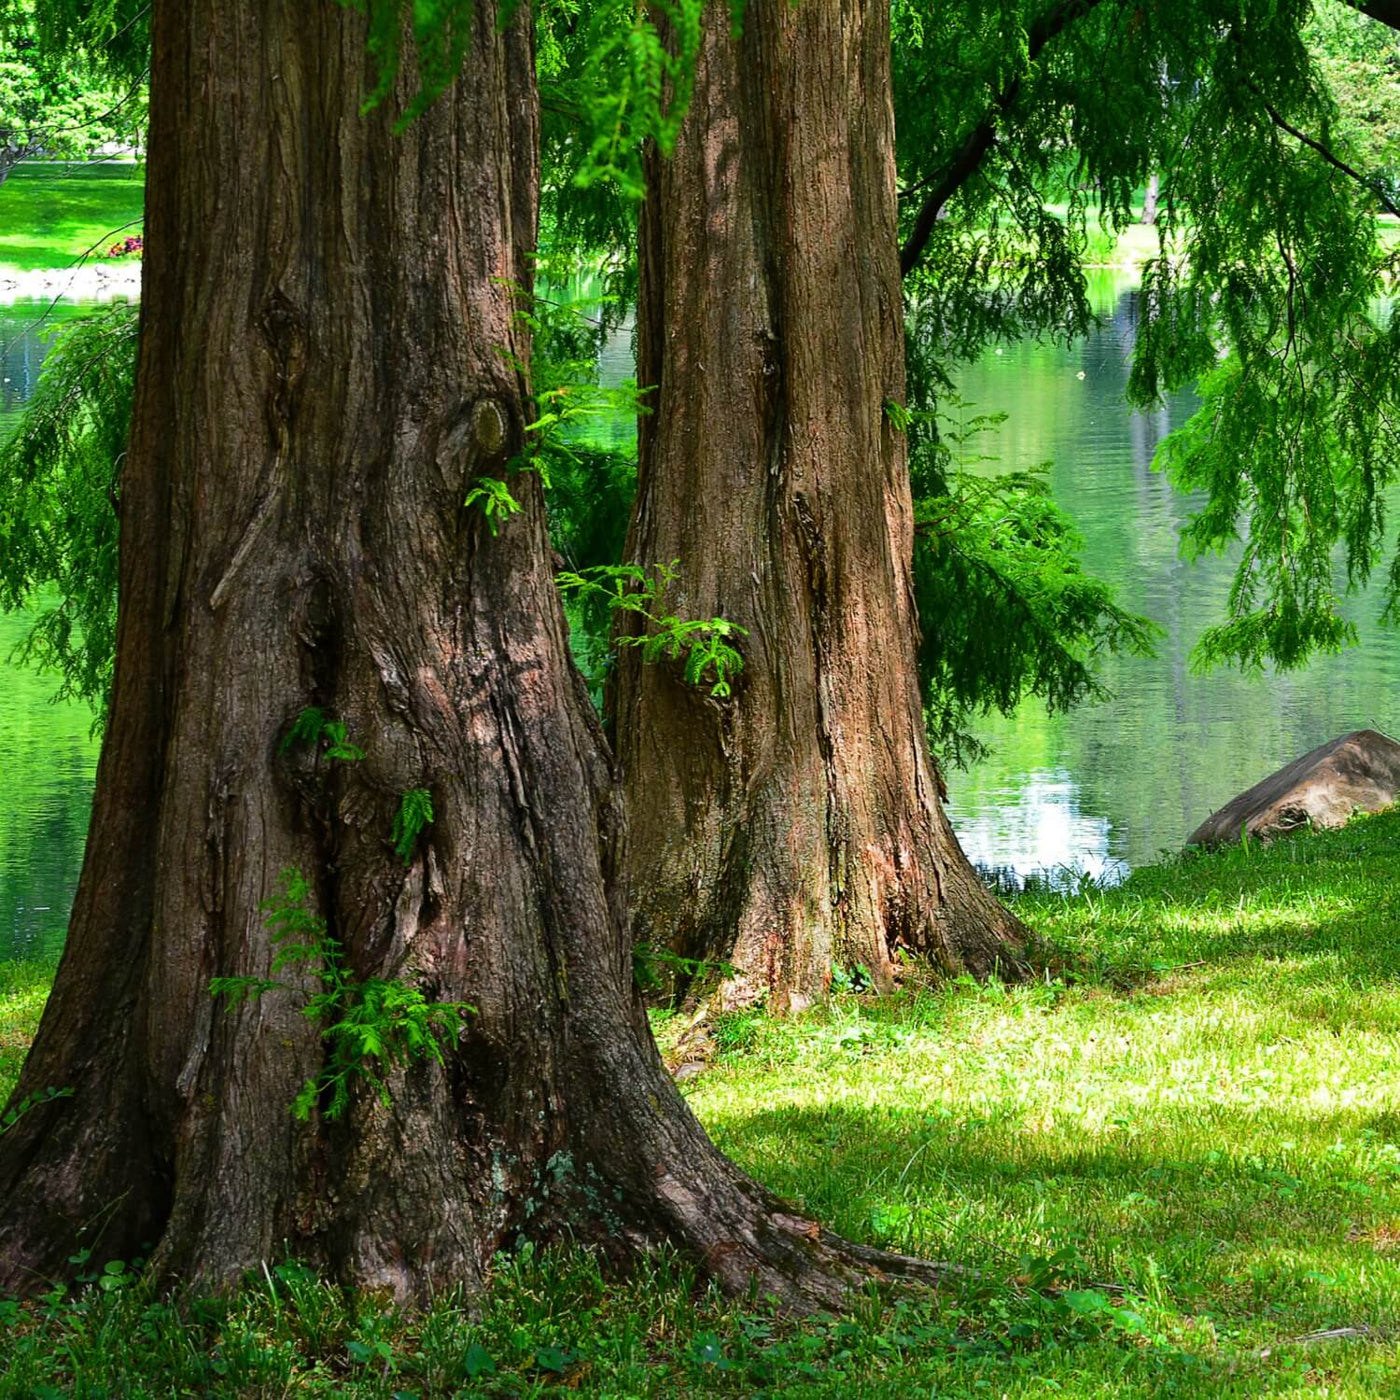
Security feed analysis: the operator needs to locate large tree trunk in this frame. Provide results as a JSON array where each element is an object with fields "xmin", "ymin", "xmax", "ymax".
[
  {"xmin": 612, "ymin": 0, "xmax": 1028, "ymax": 1010},
  {"xmin": 0, "ymin": 0, "xmax": 956, "ymax": 1308}
]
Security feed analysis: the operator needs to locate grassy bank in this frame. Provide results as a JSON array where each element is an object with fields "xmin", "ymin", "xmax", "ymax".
[
  {"xmin": 0, "ymin": 163, "xmax": 144, "ymax": 273},
  {"xmin": 4, "ymin": 813, "xmax": 1400, "ymax": 1396}
]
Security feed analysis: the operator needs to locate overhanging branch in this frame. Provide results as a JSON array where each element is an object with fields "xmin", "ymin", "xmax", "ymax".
[
  {"xmin": 1247, "ymin": 80, "xmax": 1400, "ymax": 218},
  {"xmin": 899, "ymin": 0, "xmax": 1110, "ymax": 278}
]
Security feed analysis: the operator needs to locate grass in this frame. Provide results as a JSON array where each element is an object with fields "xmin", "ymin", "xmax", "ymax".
[
  {"xmin": 0, "ymin": 163, "xmax": 145, "ymax": 273},
  {"xmin": 4, "ymin": 813, "xmax": 1400, "ymax": 1395}
]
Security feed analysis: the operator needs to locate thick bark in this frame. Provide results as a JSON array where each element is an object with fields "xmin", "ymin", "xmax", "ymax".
[
  {"xmin": 613, "ymin": 0, "xmax": 1029, "ymax": 1010},
  {"xmin": 0, "ymin": 0, "xmax": 954, "ymax": 1307}
]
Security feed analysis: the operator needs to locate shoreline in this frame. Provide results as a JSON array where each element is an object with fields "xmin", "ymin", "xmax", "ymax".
[{"xmin": 0, "ymin": 261, "xmax": 142, "ymax": 303}]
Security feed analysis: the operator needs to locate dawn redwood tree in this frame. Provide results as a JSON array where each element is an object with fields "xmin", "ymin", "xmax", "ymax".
[
  {"xmin": 0, "ymin": 0, "xmax": 954, "ymax": 1303},
  {"xmin": 611, "ymin": 0, "xmax": 1029, "ymax": 1008}
]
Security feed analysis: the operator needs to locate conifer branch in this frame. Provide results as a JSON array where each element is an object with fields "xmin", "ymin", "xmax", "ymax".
[
  {"xmin": 899, "ymin": 0, "xmax": 1111, "ymax": 278},
  {"xmin": 1246, "ymin": 80, "xmax": 1400, "ymax": 218}
]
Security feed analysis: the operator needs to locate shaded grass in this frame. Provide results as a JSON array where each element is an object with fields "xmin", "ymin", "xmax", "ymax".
[
  {"xmin": 4, "ymin": 814, "xmax": 1400, "ymax": 1395},
  {"xmin": 0, "ymin": 163, "xmax": 145, "ymax": 273}
]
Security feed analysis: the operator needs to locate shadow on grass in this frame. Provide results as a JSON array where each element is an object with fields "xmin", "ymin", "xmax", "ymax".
[
  {"xmin": 0, "ymin": 165, "xmax": 145, "ymax": 271},
  {"xmin": 710, "ymin": 1097, "xmax": 1400, "ymax": 1330}
]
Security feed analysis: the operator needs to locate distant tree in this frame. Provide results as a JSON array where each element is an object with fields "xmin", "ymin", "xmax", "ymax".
[
  {"xmin": 1306, "ymin": 0, "xmax": 1400, "ymax": 202},
  {"xmin": 0, "ymin": 0, "xmax": 144, "ymax": 183}
]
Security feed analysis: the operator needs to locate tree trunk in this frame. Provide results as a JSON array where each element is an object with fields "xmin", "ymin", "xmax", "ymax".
[
  {"xmin": 612, "ymin": 0, "xmax": 1029, "ymax": 1010},
  {"xmin": 1141, "ymin": 171, "xmax": 1160, "ymax": 225},
  {"xmin": 0, "ymin": 0, "xmax": 957, "ymax": 1309}
]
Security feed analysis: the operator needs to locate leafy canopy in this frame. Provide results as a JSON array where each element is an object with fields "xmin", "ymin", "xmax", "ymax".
[{"xmin": 893, "ymin": 0, "xmax": 1400, "ymax": 672}]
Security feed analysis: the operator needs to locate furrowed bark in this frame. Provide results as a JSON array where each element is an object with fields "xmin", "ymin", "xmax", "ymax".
[
  {"xmin": 613, "ymin": 0, "xmax": 1029, "ymax": 1011},
  {"xmin": 0, "ymin": 0, "xmax": 963, "ymax": 1310}
]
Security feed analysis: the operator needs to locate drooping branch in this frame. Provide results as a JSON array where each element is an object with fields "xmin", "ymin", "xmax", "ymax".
[
  {"xmin": 899, "ymin": 0, "xmax": 1110, "ymax": 278},
  {"xmin": 1246, "ymin": 79, "xmax": 1400, "ymax": 218}
]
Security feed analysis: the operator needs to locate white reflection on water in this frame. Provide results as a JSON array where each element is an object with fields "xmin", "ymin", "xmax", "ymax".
[{"xmin": 949, "ymin": 769, "xmax": 1128, "ymax": 890}]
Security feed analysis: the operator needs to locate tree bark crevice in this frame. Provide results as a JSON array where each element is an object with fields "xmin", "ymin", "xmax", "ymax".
[{"xmin": 613, "ymin": 0, "xmax": 1029, "ymax": 1012}]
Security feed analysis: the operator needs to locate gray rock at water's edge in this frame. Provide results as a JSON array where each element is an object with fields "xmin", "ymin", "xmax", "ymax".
[{"xmin": 1187, "ymin": 729, "xmax": 1400, "ymax": 848}]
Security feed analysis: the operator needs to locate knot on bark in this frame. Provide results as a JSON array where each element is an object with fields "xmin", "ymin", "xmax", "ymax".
[{"xmin": 471, "ymin": 397, "xmax": 509, "ymax": 459}]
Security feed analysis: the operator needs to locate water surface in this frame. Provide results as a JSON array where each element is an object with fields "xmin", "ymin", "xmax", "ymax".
[
  {"xmin": 1, "ymin": 300, "xmax": 104, "ymax": 960},
  {"xmin": 944, "ymin": 275, "xmax": 1399, "ymax": 881}
]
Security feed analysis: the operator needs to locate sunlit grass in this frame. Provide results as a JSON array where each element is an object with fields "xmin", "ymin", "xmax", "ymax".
[
  {"xmin": 4, "ymin": 814, "xmax": 1400, "ymax": 1395},
  {"xmin": 0, "ymin": 957, "xmax": 51, "ymax": 1097},
  {"xmin": 0, "ymin": 163, "xmax": 144, "ymax": 272}
]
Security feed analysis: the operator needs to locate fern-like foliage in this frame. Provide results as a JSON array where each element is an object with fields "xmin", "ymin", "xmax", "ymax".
[
  {"xmin": 463, "ymin": 476, "xmax": 524, "ymax": 536},
  {"xmin": 0, "ymin": 1084, "xmax": 74, "ymax": 1138},
  {"xmin": 391, "ymin": 788, "xmax": 435, "ymax": 864},
  {"xmin": 210, "ymin": 867, "xmax": 471, "ymax": 1121},
  {"xmin": 556, "ymin": 561, "xmax": 746, "ymax": 697},
  {"xmin": 279, "ymin": 706, "xmax": 367, "ymax": 762},
  {"xmin": 0, "ymin": 301, "xmax": 136, "ymax": 725},
  {"xmin": 902, "ymin": 374, "xmax": 1159, "ymax": 769},
  {"xmin": 331, "ymin": 0, "xmax": 474, "ymax": 130},
  {"xmin": 338, "ymin": 0, "xmax": 705, "ymax": 196}
]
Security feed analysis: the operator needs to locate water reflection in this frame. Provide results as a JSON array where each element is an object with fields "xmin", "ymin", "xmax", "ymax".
[
  {"xmin": 955, "ymin": 770, "xmax": 1126, "ymax": 891},
  {"xmin": 944, "ymin": 275, "xmax": 1400, "ymax": 878},
  {"xmin": 0, "ymin": 301, "xmax": 104, "ymax": 960},
  {"xmin": 1, "ymin": 276, "xmax": 1397, "ymax": 955}
]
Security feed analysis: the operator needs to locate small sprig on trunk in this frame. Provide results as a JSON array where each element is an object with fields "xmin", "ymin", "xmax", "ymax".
[{"xmin": 210, "ymin": 868, "xmax": 471, "ymax": 1121}]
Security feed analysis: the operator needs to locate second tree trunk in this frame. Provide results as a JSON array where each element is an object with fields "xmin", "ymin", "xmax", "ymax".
[{"xmin": 613, "ymin": 0, "xmax": 1028, "ymax": 1008}]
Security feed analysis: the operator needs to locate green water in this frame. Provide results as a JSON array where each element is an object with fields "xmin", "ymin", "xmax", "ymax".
[
  {"xmin": 1, "ymin": 300, "xmax": 104, "ymax": 960},
  {"xmin": 944, "ymin": 274, "xmax": 1399, "ymax": 881},
  {"xmin": 1, "ymin": 276, "xmax": 1397, "ymax": 959}
]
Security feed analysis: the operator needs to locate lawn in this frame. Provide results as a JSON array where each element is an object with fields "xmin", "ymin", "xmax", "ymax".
[
  {"xmin": 0, "ymin": 163, "xmax": 145, "ymax": 273},
  {"xmin": 3, "ymin": 813, "xmax": 1400, "ymax": 1396}
]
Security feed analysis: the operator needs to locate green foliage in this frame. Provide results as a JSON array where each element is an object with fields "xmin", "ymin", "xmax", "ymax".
[
  {"xmin": 280, "ymin": 707, "xmax": 366, "ymax": 762},
  {"xmin": 894, "ymin": 0, "xmax": 1400, "ymax": 673},
  {"xmin": 0, "ymin": 1081, "xmax": 70, "ymax": 1137},
  {"xmin": 1306, "ymin": 0, "xmax": 1400, "ymax": 201},
  {"xmin": 0, "ymin": 0, "xmax": 146, "ymax": 180},
  {"xmin": 25, "ymin": 0, "xmax": 150, "ymax": 83},
  {"xmin": 1127, "ymin": 97, "xmax": 1400, "ymax": 670},
  {"xmin": 463, "ymin": 475, "xmax": 523, "ymax": 536},
  {"xmin": 0, "ymin": 301, "xmax": 135, "ymax": 722},
  {"xmin": 511, "ymin": 286, "xmax": 651, "ymax": 471},
  {"xmin": 903, "ymin": 372, "xmax": 1157, "ymax": 766},
  {"xmin": 632, "ymin": 942, "xmax": 735, "ymax": 994},
  {"xmin": 339, "ymin": 0, "xmax": 704, "ymax": 201},
  {"xmin": 560, "ymin": 0, "xmax": 704, "ymax": 199},
  {"xmin": 210, "ymin": 867, "xmax": 469, "ymax": 1120},
  {"xmin": 330, "ymin": 0, "xmax": 475, "ymax": 129},
  {"xmin": 557, "ymin": 561, "xmax": 746, "ymax": 698},
  {"xmin": 391, "ymin": 788, "xmax": 434, "ymax": 864}
]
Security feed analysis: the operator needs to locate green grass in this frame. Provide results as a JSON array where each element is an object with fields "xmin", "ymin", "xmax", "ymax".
[
  {"xmin": 4, "ymin": 813, "xmax": 1400, "ymax": 1395},
  {"xmin": 0, "ymin": 163, "xmax": 145, "ymax": 273}
]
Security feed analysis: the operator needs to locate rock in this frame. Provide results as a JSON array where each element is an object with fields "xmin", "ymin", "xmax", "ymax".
[{"xmin": 1187, "ymin": 729, "xmax": 1400, "ymax": 848}]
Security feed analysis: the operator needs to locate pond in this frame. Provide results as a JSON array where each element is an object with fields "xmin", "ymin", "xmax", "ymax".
[
  {"xmin": 943, "ymin": 274, "xmax": 1398, "ymax": 884},
  {"xmin": 1, "ymin": 276, "xmax": 1396, "ymax": 960},
  {"xmin": 1, "ymin": 299, "xmax": 106, "ymax": 961}
]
